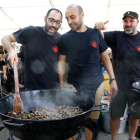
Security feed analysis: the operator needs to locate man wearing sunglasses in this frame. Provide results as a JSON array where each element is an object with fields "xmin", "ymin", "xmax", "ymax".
[{"xmin": 1, "ymin": 8, "xmax": 63, "ymax": 91}]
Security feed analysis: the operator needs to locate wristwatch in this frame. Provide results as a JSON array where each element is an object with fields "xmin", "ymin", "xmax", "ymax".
[{"xmin": 109, "ymin": 78, "xmax": 116, "ymax": 84}]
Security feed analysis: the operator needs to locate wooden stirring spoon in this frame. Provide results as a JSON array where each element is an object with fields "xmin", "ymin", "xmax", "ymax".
[{"xmin": 13, "ymin": 60, "xmax": 24, "ymax": 111}]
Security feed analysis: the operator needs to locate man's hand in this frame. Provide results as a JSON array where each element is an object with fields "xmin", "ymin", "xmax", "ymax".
[
  {"xmin": 94, "ymin": 20, "xmax": 109, "ymax": 30},
  {"xmin": 110, "ymin": 80, "xmax": 118, "ymax": 98},
  {"xmin": 8, "ymin": 50, "xmax": 18, "ymax": 68},
  {"xmin": 3, "ymin": 74, "xmax": 7, "ymax": 80},
  {"xmin": 1, "ymin": 34, "xmax": 18, "ymax": 67}
]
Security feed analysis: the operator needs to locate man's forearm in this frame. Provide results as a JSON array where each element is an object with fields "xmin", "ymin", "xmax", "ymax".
[
  {"xmin": 58, "ymin": 61, "xmax": 66, "ymax": 86},
  {"xmin": 58, "ymin": 55, "xmax": 66, "ymax": 87},
  {"xmin": 101, "ymin": 52, "xmax": 115, "ymax": 79},
  {"xmin": 1, "ymin": 35, "xmax": 16, "ymax": 53},
  {"xmin": 1, "ymin": 34, "xmax": 18, "ymax": 67},
  {"xmin": 58, "ymin": 74, "xmax": 64, "ymax": 87},
  {"xmin": 102, "ymin": 58, "xmax": 115, "ymax": 79},
  {"xmin": 101, "ymin": 51, "xmax": 118, "ymax": 97},
  {"xmin": 3, "ymin": 66, "xmax": 6, "ymax": 75}
]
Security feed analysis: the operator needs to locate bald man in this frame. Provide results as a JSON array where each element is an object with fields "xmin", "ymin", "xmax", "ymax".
[{"xmin": 58, "ymin": 4, "xmax": 118, "ymax": 140}]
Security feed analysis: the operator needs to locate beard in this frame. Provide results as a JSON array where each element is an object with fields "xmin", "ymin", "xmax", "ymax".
[
  {"xmin": 124, "ymin": 26, "xmax": 137, "ymax": 35},
  {"xmin": 44, "ymin": 22, "xmax": 58, "ymax": 36},
  {"xmin": 69, "ymin": 17, "xmax": 82, "ymax": 31}
]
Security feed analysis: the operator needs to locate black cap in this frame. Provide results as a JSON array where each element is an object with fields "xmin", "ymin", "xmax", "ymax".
[{"xmin": 122, "ymin": 11, "xmax": 138, "ymax": 20}]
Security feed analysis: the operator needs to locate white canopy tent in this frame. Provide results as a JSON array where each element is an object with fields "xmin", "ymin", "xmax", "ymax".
[{"xmin": 0, "ymin": 0, "xmax": 140, "ymax": 39}]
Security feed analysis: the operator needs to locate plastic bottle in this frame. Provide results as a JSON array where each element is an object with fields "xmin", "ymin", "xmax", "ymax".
[{"xmin": 104, "ymin": 89, "xmax": 107, "ymax": 96}]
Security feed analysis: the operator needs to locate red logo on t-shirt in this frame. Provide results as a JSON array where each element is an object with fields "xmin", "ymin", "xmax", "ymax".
[
  {"xmin": 52, "ymin": 46, "xmax": 58, "ymax": 53},
  {"xmin": 136, "ymin": 46, "xmax": 140, "ymax": 52},
  {"xmin": 90, "ymin": 41, "xmax": 98, "ymax": 48}
]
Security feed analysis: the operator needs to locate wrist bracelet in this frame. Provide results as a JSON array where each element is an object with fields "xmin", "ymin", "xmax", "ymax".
[{"xmin": 109, "ymin": 78, "xmax": 116, "ymax": 85}]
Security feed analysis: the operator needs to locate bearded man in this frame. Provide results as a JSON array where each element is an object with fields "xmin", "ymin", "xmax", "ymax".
[
  {"xmin": 94, "ymin": 11, "xmax": 140, "ymax": 140},
  {"xmin": 1, "ymin": 8, "xmax": 63, "ymax": 90}
]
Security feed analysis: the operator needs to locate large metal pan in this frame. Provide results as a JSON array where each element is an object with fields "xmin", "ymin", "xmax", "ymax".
[{"xmin": 0, "ymin": 89, "xmax": 106, "ymax": 140}]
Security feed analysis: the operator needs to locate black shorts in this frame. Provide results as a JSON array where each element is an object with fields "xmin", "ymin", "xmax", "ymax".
[{"xmin": 109, "ymin": 89, "xmax": 140, "ymax": 118}]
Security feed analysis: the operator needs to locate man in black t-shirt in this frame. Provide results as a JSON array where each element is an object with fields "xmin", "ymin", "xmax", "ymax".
[
  {"xmin": 1, "ymin": 8, "xmax": 63, "ymax": 90},
  {"xmin": 58, "ymin": 4, "xmax": 118, "ymax": 140},
  {"xmin": 94, "ymin": 11, "xmax": 140, "ymax": 140}
]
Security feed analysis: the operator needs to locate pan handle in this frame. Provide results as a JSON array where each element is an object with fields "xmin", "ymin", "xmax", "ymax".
[
  {"xmin": 0, "ymin": 93, "xmax": 8, "ymax": 99},
  {"xmin": 3, "ymin": 120, "xmax": 24, "ymax": 127},
  {"xmin": 60, "ymin": 86, "xmax": 73, "ymax": 90},
  {"xmin": 91, "ymin": 103, "xmax": 108, "ymax": 112},
  {"xmin": 75, "ymin": 130, "xmax": 82, "ymax": 140},
  {"xmin": 84, "ymin": 118, "xmax": 98, "ymax": 140},
  {"xmin": 131, "ymin": 89, "xmax": 140, "ymax": 92},
  {"xmin": 1, "ymin": 93, "xmax": 8, "ymax": 96}
]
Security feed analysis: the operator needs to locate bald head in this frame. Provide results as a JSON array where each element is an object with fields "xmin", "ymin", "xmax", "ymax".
[{"xmin": 66, "ymin": 4, "xmax": 83, "ymax": 15}]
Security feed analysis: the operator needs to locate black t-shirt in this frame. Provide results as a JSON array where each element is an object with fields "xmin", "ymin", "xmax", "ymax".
[
  {"xmin": 0, "ymin": 60, "xmax": 5, "ymax": 71},
  {"xmin": 13, "ymin": 26, "xmax": 61, "ymax": 90},
  {"xmin": 18, "ymin": 45, "xmax": 25, "ymax": 63},
  {"xmin": 58, "ymin": 27, "xmax": 108, "ymax": 92},
  {"xmin": 104, "ymin": 31, "xmax": 140, "ymax": 90}
]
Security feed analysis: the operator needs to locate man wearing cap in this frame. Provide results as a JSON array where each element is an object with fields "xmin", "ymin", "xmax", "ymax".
[{"xmin": 94, "ymin": 11, "xmax": 140, "ymax": 140}]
